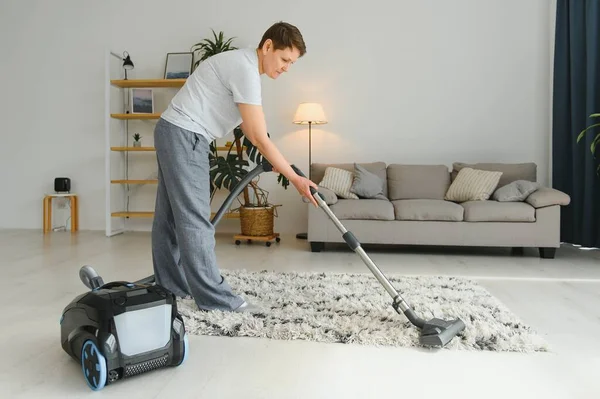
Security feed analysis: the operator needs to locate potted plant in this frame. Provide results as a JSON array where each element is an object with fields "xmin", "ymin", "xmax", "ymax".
[
  {"xmin": 209, "ymin": 127, "xmax": 290, "ymax": 236},
  {"xmin": 132, "ymin": 133, "xmax": 142, "ymax": 147},
  {"xmin": 576, "ymin": 112, "xmax": 600, "ymax": 175},
  {"xmin": 190, "ymin": 29, "xmax": 237, "ymax": 71}
]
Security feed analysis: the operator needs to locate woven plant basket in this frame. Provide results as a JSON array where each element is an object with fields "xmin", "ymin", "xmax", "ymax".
[{"xmin": 239, "ymin": 206, "xmax": 276, "ymax": 236}]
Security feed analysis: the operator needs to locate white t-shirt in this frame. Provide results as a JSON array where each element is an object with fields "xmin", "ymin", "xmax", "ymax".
[{"xmin": 161, "ymin": 47, "xmax": 262, "ymax": 141}]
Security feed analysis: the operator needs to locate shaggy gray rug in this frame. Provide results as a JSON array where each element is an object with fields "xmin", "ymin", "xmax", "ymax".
[{"xmin": 177, "ymin": 270, "xmax": 549, "ymax": 352}]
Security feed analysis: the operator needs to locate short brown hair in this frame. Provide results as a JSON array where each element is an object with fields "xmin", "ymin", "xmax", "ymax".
[{"xmin": 258, "ymin": 21, "xmax": 306, "ymax": 57}]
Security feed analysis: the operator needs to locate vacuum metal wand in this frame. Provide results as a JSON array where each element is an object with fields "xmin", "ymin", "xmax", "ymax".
[
  {"xmin": 313, "ymin": 192, "xmax": 405, "ymax": 307},
  {"xmin": 294, "ymin": 165, "xmax": 429, "ymax": 330},
  {"xmin": 311, "ymin": 187, "xmax": 423, "ymax": 328}
]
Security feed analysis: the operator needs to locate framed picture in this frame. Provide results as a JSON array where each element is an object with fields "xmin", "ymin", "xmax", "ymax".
[
  {"xmin": 130, "ymin": 88, "xmax": 154, "ymax": 114},
  {"xmin": 164, "ymin": 52, "xmax": 193, "ymax": 79}
]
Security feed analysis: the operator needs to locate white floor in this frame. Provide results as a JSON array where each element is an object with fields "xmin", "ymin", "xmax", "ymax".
[{"xmin": 1, "ymin": 229, "xmax": 599, "ymax": 398}]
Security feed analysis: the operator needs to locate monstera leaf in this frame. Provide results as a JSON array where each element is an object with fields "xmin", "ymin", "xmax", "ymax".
[
  {"xmin": 209, "ymin": 153, "xmax": 249, "ymax": 192},
  {"xmin": 233, "ymin": 127, "xmax": 290, "ymax": 189}
]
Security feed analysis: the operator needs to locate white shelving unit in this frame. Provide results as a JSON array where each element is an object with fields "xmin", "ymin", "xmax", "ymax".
[
  {"xmin": 104, "ymin": 50, "xmax": 241, "ymax": 237},
  {"xmin": 104, "ymin": 49, "xmax": 186, "ymax": 237}
]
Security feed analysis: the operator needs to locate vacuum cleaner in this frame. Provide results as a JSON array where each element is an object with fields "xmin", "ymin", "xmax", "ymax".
[
  {"xmin": 61, "ymin": 160, "xmax": 464, "ymax": 392},
  {"xmin": 59, "ymin": 160, "xmax": 276, "ymax": 391},
  {"xmin": 60, "ymin": 266, "xmax": 188, "ymax": 391}
]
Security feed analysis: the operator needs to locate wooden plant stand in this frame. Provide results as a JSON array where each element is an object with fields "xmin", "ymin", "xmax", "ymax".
[{"xmin": 234, "ymin": 233, "xmax": 281, "ymax": 247}]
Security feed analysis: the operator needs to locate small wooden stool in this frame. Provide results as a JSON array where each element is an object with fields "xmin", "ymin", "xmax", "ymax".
[{"xmin": 43, "ymin": 193, "xmax": 79, "ymax": 233}]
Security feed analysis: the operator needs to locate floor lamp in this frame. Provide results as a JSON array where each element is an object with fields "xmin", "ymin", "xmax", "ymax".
[{"xmin": 293, "ymin": 102, "xmax": 328, "ymax": 240}]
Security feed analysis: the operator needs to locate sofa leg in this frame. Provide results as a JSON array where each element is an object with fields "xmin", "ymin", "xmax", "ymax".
[
  {"xmin": 539, "ymin": 247, "xmax": 556, "ymax": 259},
  {"xmin": 511, "ymin": 247, "xmax": 524, "ymax": 256},
  {"xmin": 310, "ymin": 241, "xmax": 324, "ymax": 252}
]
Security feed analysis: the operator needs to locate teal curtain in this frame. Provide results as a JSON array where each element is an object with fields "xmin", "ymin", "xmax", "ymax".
[{"xmin": 552, "ymin": 0, "xmax": 600, "ymax": 248}]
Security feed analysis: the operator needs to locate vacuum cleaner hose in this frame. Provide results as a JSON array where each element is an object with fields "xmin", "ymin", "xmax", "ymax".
[{"xmin": 211, "ymin": 159, "xmax": 273, "ymax": 226}]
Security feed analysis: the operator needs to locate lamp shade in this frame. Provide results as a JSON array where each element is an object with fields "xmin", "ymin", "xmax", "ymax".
[
  {"xmin": 122, "ymin": 52, "xmax": 134, "ymax": 70},
  {"xmin": 293, "ymin": 103, "xmax": 327, "ymax": 125}
]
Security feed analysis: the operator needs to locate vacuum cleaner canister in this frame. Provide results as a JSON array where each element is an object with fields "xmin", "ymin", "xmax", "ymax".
[{"xmin": 60, "ymin": 266, "xmax": 189, "ymax": 391}]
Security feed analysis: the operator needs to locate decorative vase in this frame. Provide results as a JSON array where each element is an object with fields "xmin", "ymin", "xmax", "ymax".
[{"xmin": 133, "ymin": 141, "xmax": 141, "ymax": 147}]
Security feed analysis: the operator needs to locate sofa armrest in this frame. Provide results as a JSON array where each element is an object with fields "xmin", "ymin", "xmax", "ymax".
[
  {"xmin": 302, "ymin": 186, "xmax": 338, "ymax": 205},
  {"xmin": 526, "ymin": 187, "xmax": 570, "ymax": 208}
]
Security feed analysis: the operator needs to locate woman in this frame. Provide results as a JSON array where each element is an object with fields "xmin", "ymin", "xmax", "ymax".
[{"xmin": 151, "ymin": 22, "xmax": 318, "ymax": 313}]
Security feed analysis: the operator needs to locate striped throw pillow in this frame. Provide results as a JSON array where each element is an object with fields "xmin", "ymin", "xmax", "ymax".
[
  {"xmin": 319, "ymin": 167, "xmax": 359, "ymax": 199},
  {"xmin": 445, "ymin": 167, "xmax": 502, "ymax": 202}
]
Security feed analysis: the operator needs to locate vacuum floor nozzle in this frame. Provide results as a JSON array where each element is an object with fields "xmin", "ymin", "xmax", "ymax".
[{"xmin": 419, "ymin": 318, "xmax": 466, "ymax": 347}]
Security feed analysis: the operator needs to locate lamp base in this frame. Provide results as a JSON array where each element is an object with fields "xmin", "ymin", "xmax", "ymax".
[{"xmin": 296, "ymin": 232, "xmax": 307, "ymax": 240}]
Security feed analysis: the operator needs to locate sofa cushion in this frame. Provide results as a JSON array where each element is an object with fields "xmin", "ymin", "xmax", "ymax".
[
  {"xmin": 351, "ymin": 163, "xmax": 387, "ymax": 200},
  {"xmin": 445, "ymin": 167, "xmax": 503, "ymax": 202},
  {"xmin": 492, "ymin": 180, "xmax": 540, "ymax": 202},
  {"xmin": 525, "ymin": 187, "xmax": 571, "ymax": 208},
  {"xmin": 452, "ymin": 162, "xmax": 537, "ymax": 187},
  {"xmin": 331, "ymin": 199, "xmax": 395, "ymax": 220},
  {"xmin": 312, "ymin": 162, "xmax": 388, "ymax": 197},
  {"xmin": 319, "ymin": 186, "xmax": 339, "ymax": 204},
  {"xmin": 462, "ymin": 201, "xmax": 535, "ymax": 222},
  {"xmin": 318, "ymin": 167, "xmax": 359, "ymax": 199},
  {"xmin": 387, "ymin": 164, "xmax": 450, "ymax": 200},
  {"xmin": 392, "ymin": 199, "xmax": 464, "ymax": 221}
]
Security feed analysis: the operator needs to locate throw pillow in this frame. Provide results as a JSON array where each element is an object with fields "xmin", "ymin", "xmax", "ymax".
[
  {"xmin": 318, "ymin": 167, "xmax": 359, "ymax": 199},
  {"xmin": 492, "ymin": 180, "xmax": 540, "ymax": 202},
  {"xmin": 351, "ymin": 163, "xmax": 387, "ymax": 200},
  {"xmin": 444, "ymin": 167, "xmax": 502, "ymax": 202}
]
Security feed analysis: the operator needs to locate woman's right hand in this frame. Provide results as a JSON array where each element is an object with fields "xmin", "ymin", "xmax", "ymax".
[{"xmin": 291, "ymin": 175, "xmax": 319, "ymax": 207}]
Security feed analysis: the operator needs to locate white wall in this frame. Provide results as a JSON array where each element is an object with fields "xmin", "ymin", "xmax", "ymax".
[{"xmin": 0, "ymin": 0, "xmax": 553, "ymax": 234}]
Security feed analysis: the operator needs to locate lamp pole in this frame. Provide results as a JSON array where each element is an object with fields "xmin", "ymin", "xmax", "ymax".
[
  {"xmin": 308, "ymin": 121, "xmax": 312, "ymax": 181},
  {"xmin": 292, "ymin": 103, "xmax": 327, "ymax": 241}
]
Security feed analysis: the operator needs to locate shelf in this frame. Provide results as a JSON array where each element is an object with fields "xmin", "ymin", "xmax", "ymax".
[
  {"xmin": 112, "ymin": 211, "xmax": 154, "ymax": 218},
  {"xmin": 111, "ymin": 146, "xmax": 156, "ymax": 151},
  {"xmin": 111, "ymin": 211, "xmax": 240, "ymax": 219},
  {"xmin": 111, "ymin": 113, "xmax": 161, "ymax": 120},
  {"xmin": 111, "ymin": 179, "xmax": 158, "ymax": 184},
  {"xmin": 216, "ymin": 146, "xmax": 247, "ymax": 151},
  {"xmin": 110, "ymin": 146, "xmax": 245, "ymax": 151},
  {"xmin": 111, "ymin": 79, "xmax": 186, "ymax": 88},
  {"xmin": 106, "ymin": 71, "xmax": 244, "ymax": 237}
]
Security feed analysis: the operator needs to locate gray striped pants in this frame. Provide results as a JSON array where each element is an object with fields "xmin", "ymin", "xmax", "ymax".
[{"xmin": 151, "ymin": 117, "xmax": 244, "ymax": 311}]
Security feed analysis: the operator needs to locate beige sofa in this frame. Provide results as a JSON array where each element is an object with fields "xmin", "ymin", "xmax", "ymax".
[{"xmin": 306, "ymin": 162, "xmax": 571, "ymax": 258}]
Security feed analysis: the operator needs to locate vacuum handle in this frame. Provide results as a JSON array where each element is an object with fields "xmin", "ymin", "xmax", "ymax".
[
  {"xmin": 79, "ymin": 265, "xmax": 105, "ymax": 291},
  {"xmin": 262, "ymin": 160, "xmax": 318, "ymax": 197},
  {"xmin": 290, "ymin": 164, "xmax": 320, "ymax": 197}
]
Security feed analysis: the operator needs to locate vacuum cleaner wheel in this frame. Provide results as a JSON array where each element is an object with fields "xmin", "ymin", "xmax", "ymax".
[
  {"xmin": 178, "ymin": 334, "xmax": 189, "ymax": 366},
  {"xmin": 81, "ymin": 340, "xmax": 108, "ymax": 391}
]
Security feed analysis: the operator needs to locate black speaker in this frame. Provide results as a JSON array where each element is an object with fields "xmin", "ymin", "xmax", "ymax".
[{"xmin": 55, "ymin": 177, "xmax": 71, "ymax": 193}]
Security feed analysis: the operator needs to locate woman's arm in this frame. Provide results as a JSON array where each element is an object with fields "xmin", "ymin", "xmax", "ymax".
[{"xmin": 238, "ymin": 103, "xmax": 318, "ymax": 207}]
